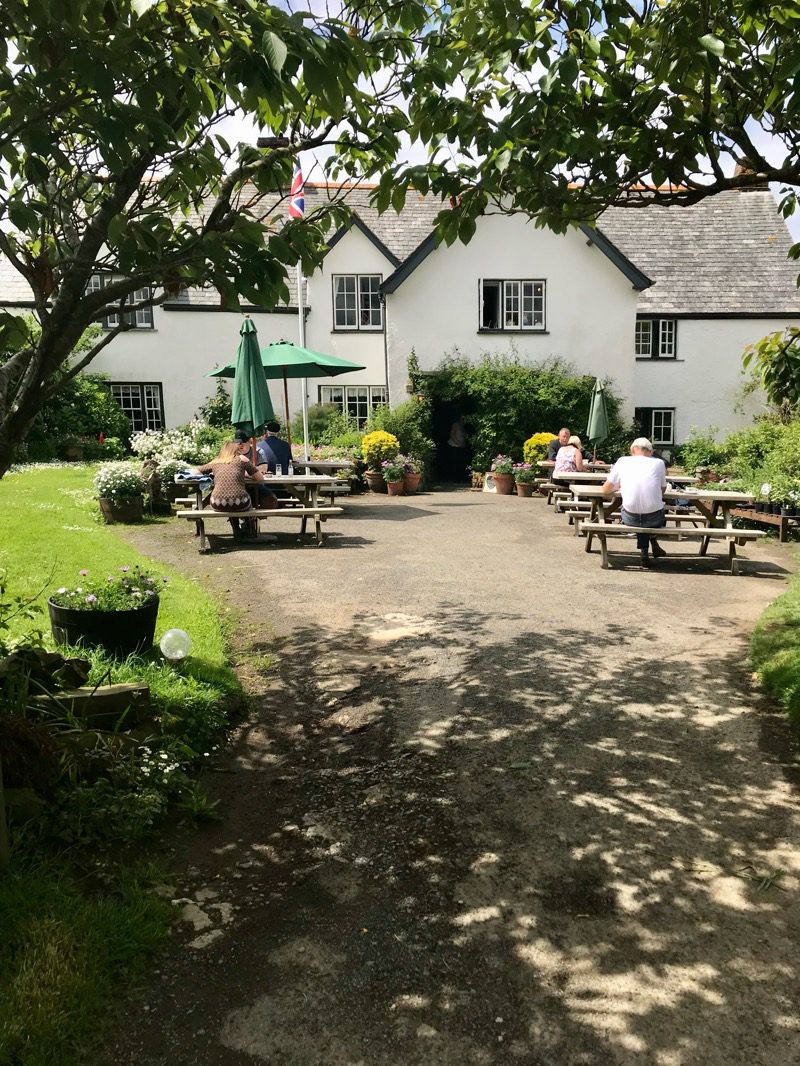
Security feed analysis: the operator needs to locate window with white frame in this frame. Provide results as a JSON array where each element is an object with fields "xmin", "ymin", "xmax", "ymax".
[
  {"xmin": 635, "ymin": 317, "xmax": 676, "ymax": 358},
  {"xmin": 87, "ymin": 274, "xmax": 154, "ymax": 330},
  {"xmin": 332, "ymin": 274, "xmax": 383, "ymax": 330},
  {"xmin": 480, "ymin": 279, "xmax": 545, "ymax": 331},
  {"xmin": 319, "ymin": 385, "xmax": 388, "ymax": 427},
  {"xmin": 634, "ymin": 406, "xmax": 675, "ymax": 446},
  {"xmin": 110, "ymin": 383, "xmax": 164, "ymax": 432}
]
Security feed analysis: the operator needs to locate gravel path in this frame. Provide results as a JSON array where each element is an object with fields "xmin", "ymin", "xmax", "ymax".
[{"xmin": 107, "ymin": 490, "xmax": 800, "ymax": 1066}]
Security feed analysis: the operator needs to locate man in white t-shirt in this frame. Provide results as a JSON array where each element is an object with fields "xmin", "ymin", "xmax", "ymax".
[{"xmin": 602, "ymin": 438, "xmax": 667, "ymax": 567}]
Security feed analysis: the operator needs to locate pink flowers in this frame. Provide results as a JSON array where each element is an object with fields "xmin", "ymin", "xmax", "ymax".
[
  {"xmin": 85, "ymin": 594, "xmax": 97, "ymax": 604},
  {"xmin": 79, "ymin": 569, "xmax": 88, "ymax": 576},
  {"xmin": 120, "ymin": 565, "xmax": 130, "ymax": 572}
]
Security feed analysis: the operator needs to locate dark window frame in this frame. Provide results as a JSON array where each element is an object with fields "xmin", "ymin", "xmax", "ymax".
[
  {"xmin": 634, "ymin": 406, "xmax": 675, "ymax": 447},
  {"xmin": 635, "ymin": 316, "xmax": 677, "ymax": 359},
  {"xmin": 331, "ymin": 273, "xmax": 384, "ymax": 331},
  {"xmin": 109, "ymin": 382, "xmax": 165, "ymax": 432},
  {"xmin": 479, "ymin": 278, "xmax": 546, "ymax": 332},
  {"xmin": 88, "ymin": 273, "xmax": 154, "ymax": 331}
]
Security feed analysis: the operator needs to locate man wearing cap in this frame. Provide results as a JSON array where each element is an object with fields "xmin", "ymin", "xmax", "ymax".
[
  {"xmin": 256, "ymin": 420, "xmax": 292, "ymax": 474},
  {"xmin": 601, "ymin": 438, "xmax": 667, "ymax": 567}
]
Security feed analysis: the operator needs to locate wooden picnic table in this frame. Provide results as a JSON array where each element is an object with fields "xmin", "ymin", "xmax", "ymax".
[
  {"xmin": 569, "ymin": 484, "xmax": 754, "ymax": 527},
  {"xmin": 538, "ymin": 460, "xmax": 610, "ymax": 472},
  {"xmin": 293, "ymin": 459, "xmax": 354, "ymax": 473}
]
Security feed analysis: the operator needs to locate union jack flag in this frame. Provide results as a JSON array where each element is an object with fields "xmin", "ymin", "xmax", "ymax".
[{"xmin": 288, "ymin": 165, "xmax": 304, "ymax": 219}]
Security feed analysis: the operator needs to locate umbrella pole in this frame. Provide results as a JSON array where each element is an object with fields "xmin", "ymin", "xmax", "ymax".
[{"xmin": 283, "ymin": 373, "xmax": 292, "ymax": 448}]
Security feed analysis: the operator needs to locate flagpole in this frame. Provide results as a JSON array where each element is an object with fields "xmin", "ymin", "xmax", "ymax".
[{"xmin": 297, "ymin": 262, "xmax": 310, "ymax": 462}]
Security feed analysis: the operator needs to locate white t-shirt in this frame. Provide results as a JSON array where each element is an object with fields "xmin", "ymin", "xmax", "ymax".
[{"xmin": 606, "ymin": 455, "xmax": 666, "ymax": 514}]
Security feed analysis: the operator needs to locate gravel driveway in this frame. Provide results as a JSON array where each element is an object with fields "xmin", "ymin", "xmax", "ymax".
[{"xmin": 108, "ymin": 490, "xmax": 800, "ymax": 1066}]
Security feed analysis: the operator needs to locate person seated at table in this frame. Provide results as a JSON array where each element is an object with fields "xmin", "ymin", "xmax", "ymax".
[
  {"xmin": 553, "ymin": 435, "xmax": 586, "ymax": 482},
  {"xmin": 601, "ymin": 437, "xmax": 667, "ymax": 567},
  {"xmin": 548, "ymin": 427, "xmax": 594, "ymax": 462},
  {"xmin": 193, "ymin": 438, "xmax": 271, "ymax": 538},
  {"xmin": 256, "ymin": 420, "xmax": 292, "ymax": 473}
]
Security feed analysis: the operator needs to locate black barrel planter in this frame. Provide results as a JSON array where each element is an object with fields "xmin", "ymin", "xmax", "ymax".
[{"xmin": 48, "ymin": 596, "xmax": 159, "ymax": 658}]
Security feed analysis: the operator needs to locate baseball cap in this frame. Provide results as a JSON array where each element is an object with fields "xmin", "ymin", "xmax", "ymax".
[
  {"xmin": 233, "ymin": 430, "xmax": 250, "ymax": 444},
  {"xmin": 265, "ymin": 420, "xmax": 281, "ymax": 433},
  {"xmin": 631, "ymin": 437, "xmax": 654, "ymax": 451}
]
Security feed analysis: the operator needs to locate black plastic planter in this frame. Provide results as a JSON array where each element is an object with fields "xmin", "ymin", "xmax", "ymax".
[
  {"xmin": 753, "ymin": 502, "xmax": 764, "ymax": 513},
  {"xmin": 782, "ymin": 505, "xmax": 796, "ymax": 517},
  {"xmin": 48, "ymin": 597, "xmax": 159, "ymax": 658}
]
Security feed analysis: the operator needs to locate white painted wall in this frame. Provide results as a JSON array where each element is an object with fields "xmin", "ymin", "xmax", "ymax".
[
  {"xmin": 632, "ymin": 318, "xmax": 792, "ymax": 443},
  {"xmin": 89, "ymin": 307, "xmax": 297, "ymax": 426},
  {"xmin": 302, "ymin": 223, "xmax": 391, "ymax": 410},
  {"xmin": 385, "ymin": 213, "xmax": 641, "ymax": 413}
]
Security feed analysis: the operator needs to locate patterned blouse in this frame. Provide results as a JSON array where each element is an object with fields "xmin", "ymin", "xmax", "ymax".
[
  {"xmin": 554, "ymin": 445, "xmax": 579, "ymax": 477},
  {"xmin": 197, "ymin": 459, "xmax": 256, "ymax": 512}
]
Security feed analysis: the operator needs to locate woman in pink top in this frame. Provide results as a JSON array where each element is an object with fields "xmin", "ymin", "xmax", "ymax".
[{"xmin": 553, "ymin": 435, "xmax": 586, "ymax": 481}]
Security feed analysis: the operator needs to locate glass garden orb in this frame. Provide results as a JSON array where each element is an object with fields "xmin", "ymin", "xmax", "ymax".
[{"xmin": 160, "ymin": 628, "xmax": 192, "ymax": 661}]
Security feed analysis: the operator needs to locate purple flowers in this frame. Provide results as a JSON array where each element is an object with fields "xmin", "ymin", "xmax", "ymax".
[
  {"xmin": 85, "ymin": 594, "xmax": 97, "ymax": 604},
  {"xmin": 79, "ymin": 569, "xmax": 88, "ymax": 576}
]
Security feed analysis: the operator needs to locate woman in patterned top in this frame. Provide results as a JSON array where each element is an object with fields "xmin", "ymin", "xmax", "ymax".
[{"xmin": 195, "ymin": 440, "xmax": 268, "ymax": 535}]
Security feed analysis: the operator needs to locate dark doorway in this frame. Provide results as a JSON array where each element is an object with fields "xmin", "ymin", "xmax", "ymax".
[{"xmin": 431, "ymin": 399, "xmax": 473, "ymax": 484}]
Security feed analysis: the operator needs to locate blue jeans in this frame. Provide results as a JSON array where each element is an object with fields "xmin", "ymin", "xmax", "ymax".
[{"xmin": 621, "ymin": 507, "xmax": 666, "ymax": 552}]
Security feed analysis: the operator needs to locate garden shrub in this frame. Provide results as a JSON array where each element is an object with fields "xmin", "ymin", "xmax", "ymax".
[
  {"xmin": 291, "ymin": 403, "xmax": 341, "ymax": 444},
  {"xmin": 409, "ymin": 353, "xmax": 624, "ymax": 471},
  {"xmin": 197, "ymin": 379, "xmax": 232, "ymax": 426},
  {"xmin": 523, "ymin": 432, "xmax": 557, "ymax": 464},
  {"xmin": 676, "ymin": 427, "xmax": 728, "ymax": 472},
  {"xmin": 366, "ymin": 398, "xmax": 435, "ymax": 471}
]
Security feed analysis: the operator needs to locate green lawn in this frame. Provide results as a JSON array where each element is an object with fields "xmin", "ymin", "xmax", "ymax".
[
  {"xmin": 0, "ymin": 464, "xmax": 227, "ymax": 666},
  {"xmin": 0, "ymin": 464, "xmax": 240, "ymax": 1065},
  {"xmin": 751, "ymin": 560, "xmax": 800, "ymax": 727}
]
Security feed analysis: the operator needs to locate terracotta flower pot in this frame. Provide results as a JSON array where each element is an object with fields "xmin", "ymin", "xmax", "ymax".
[
  {"xmin": 98, "ymin": 497, "xmax": 144, "ymax": 524},
  {"xmin": 515, "ymin": 481, "xmax": 534, "ymax": 498},
  {"xmin": 386, "ymin": 480, "xmax": 405, "ymax": 496},
  {"xmin": 403, "ymin": 472, "xmax": 422, "ymax": 494},
  {"xmin": 493, "ymin": 472, "xmax": 515, "ymax": 495},
  {"xmin": 364, "ymin": 470, "xmax": 387, "ymax": 494}
]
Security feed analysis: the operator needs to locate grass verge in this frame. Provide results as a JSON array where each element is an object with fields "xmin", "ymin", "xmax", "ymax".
[
  {"xmin": 0, "ymin": 464, "xmax": 240, "ymax": 1064},
  {"xmin": 751, "ymin": 565, "xmax": 800, "ymax": 727}
]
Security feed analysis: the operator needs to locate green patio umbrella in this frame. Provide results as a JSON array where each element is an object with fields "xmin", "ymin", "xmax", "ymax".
[
  {"xmin": 586, "ymin": 378, "xmax": 610, "ymax": 459},
  {"xmin": 210, "ymin": 341, "xmax": 366, "ymax": 454},
  {"xmin": 230, "ymin": 318, "xmax": 275, "ymax": 442}
]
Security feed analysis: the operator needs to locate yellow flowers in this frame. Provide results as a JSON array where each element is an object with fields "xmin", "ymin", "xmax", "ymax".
[
  {"xmin": 523, "ymin": 432, "xmax": 557, "ymax": 465},
  {"xmin": 361, "ymin": 430, "xmax": 400, "ymax": 470}
]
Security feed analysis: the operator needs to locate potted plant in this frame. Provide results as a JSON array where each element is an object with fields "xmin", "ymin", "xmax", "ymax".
[
  {"xmin": 403, "ymin": 455, "xmax": 423, "ymax": 494},
  {"xmin": 491, "ymin": 454, "xmax": 515, "ymax": 495},
  {"xmin": 48, "ymin": 566, "xmax": 165, "ymax": 657},
  {"xmin": 513, "ymin": 462, "xmax": 537, "ymax": 498},
  {"xmin": 157, "ymin": 458, "xmax": 192, "ymax": 503},
  {"xmin": 94, "ymin": 463, "xmax": 147, "ymax": 523},
  {"xmin": 61, "ymin": 434, "xmax": 84, "ymax": 461},
  {"xmin": 361, "ymin": 431, "xmax": 400, "ymax": 493},
  {"xmin": 381, "ymin": 457, "xmax": 407, "ymax": 496}
]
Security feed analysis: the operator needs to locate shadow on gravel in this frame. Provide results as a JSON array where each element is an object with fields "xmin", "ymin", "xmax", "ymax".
[{"xmin": 107, "ymin": 607, "xmax": 800, "ymax": 1066}]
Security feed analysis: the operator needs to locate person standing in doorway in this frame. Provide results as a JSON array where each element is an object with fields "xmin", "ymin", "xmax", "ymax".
[{"xmin": 447, "ymin": 415, "xmax": 471, "ymax": 482}]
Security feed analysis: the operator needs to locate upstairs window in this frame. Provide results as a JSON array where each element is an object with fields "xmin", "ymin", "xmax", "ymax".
[
  {"xmin": 88, "ymin": 274, "xmax": 154, "ymax": 330},
  {"xmin": 635, "ymin": 317, "xmax": 676, "ymax": 358},
  {"xmin": 480, "ymin": 280, "xmax": 546, "ymax": 331},
  {"xmin": 333, "ymin": 274, "xmax": 383, "ymax": 330}
]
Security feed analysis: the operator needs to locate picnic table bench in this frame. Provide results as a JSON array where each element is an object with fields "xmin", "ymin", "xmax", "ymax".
[
  {"xmin": 580, "ymin": 521, "xmax": 766, "ymax": 574},
  {"xmin": 176, "ymin": 504, "xmax": 343, "ymax": 551}
]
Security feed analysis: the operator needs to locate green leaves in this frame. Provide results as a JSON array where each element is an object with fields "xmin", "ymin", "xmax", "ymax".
[
  {"xmin": 262, "ymin": 31, "xmax": 287, "ymax": 76},
  {"xmin": 698, "ymin": 33, "xmax": 725, "ymax": 57}
]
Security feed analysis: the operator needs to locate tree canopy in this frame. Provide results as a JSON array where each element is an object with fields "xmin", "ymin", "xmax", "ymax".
[
  {"xmin": 2, "ymin": 0, "xmax": 799, "ymax": 472},
  {"xmin": 0, "ymin": 0, "xmax": 430, "ymax": 472},
  {"xmin": 389, "ymin": 0, "xmax": 800, "ymax": 241}
]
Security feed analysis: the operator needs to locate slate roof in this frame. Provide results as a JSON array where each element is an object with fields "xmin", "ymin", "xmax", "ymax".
[
  {"xmin": 598, "ymin": 189, "xmax": 800, "ymax": 315},
  {"xmin": 1, "ymin": 184, "xmax": 796, "ymax": 316}
]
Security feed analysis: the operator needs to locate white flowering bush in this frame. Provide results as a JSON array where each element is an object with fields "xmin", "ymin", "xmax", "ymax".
[
  {"xmin": 157, "ymin": 457, "xmax": 192, "ymax": 482},
  {"xmin": 130, "ymin": 426, "xmax": 196, "ymax": 461},
  {"xmin": 94, "ymin": 462, "xmax": 147, "ymax": 503}
]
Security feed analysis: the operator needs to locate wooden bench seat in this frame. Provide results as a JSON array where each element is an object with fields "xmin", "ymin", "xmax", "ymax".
[
  {"xmin": 580, "ymin": 522, "xmax": 766, "ymax": 574},
  {"xmin": 176, "ymin": 506, "xmax": 343, "ymax": 551}
]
